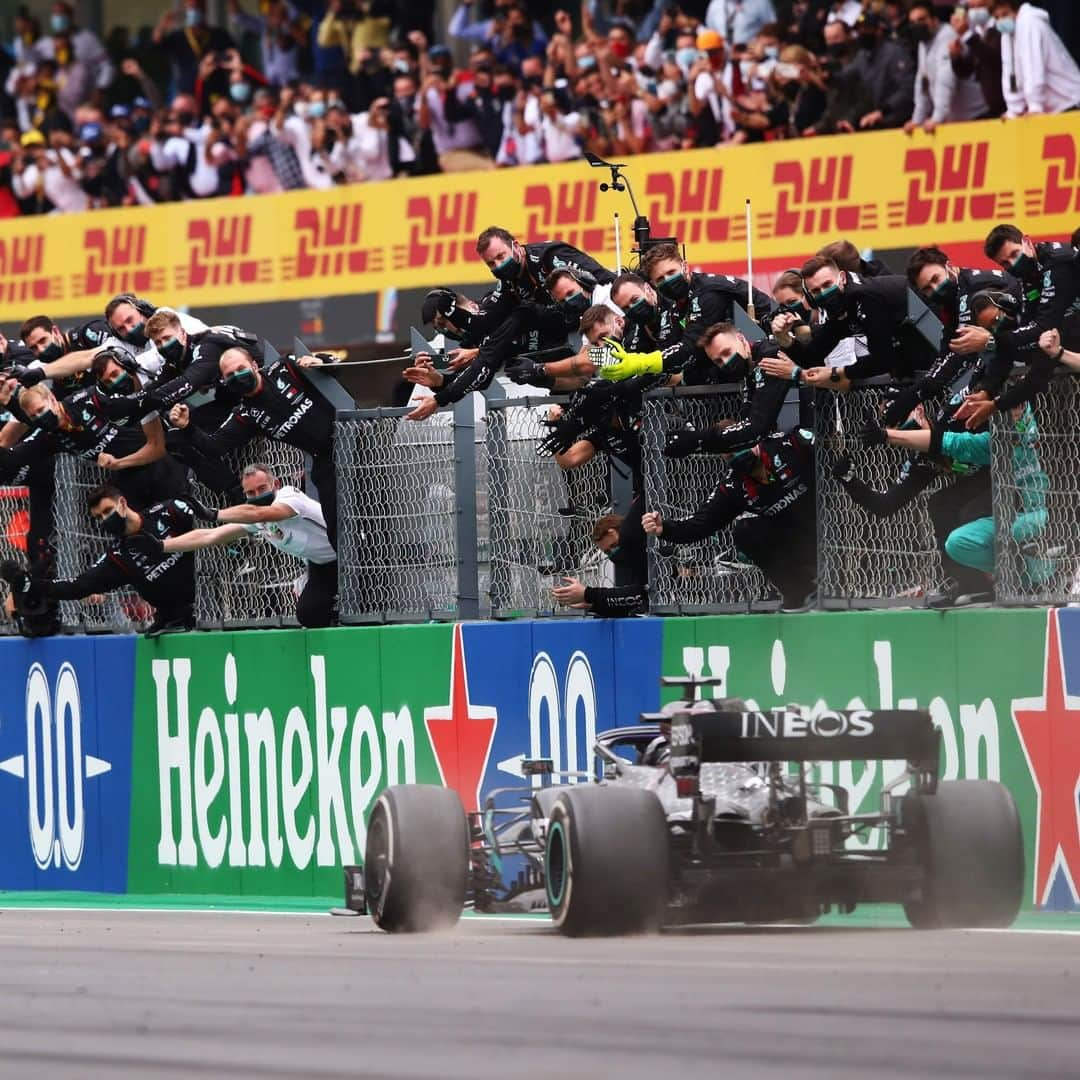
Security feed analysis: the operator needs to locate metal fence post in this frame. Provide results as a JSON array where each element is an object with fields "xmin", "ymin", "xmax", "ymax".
[{"xmin": 452, "ymin": 397, "xmax": 480, "ymax": 620}]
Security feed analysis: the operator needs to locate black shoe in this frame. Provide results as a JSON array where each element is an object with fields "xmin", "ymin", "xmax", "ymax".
[
  {"xmin": 953, "ymin": 590, "xmax": 994, "ymax": 607},
  {"xmin": 926, "ymin": 583, "xmax": 960, "ymax": 610},
  {"xmin": 145, "ymin": 618, "xmax": 194, "ymax": 638}
]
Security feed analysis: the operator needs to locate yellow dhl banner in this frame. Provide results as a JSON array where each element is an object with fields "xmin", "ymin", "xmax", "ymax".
[{"xmin": 0, "ymin": 112, "xmax": 1078, "ymax": 323}]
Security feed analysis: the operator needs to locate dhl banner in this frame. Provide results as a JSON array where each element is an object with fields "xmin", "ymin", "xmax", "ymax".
[{"xmin": 1, "ymin": 113, "xmax": 1078, "ymax": 324}]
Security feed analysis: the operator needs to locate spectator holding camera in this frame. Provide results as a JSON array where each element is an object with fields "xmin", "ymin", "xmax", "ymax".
[
  {"xmin": 10, "ymin": 127, "xmax": 87, "ymax": 213},
  {"xmin": 152, "ymin": 0, "xmax": 235, "ymax": 96}
]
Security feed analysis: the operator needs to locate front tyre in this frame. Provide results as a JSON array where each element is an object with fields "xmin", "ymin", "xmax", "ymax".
[
  {"xmin": 545, "ymin": 785, "xmax": 668, "ymax": 937},
  {"xmin": 365, "ymin": 785, "xmax": 469, "ymax": 932}
]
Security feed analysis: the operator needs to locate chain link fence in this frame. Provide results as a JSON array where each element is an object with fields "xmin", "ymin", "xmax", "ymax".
[
  {"xmin": 0, "ymin": 484, "xmax": 31, "ymax": 635},
  {"xmin": 640, "ymin": 385, "xmax": 778, "ymax": 614},
  {"xmin": 486, "ymin": 395, "xmax": 615, "ymax": 618},
  {"xmin": 335, "ymin": 405, "xmax": 468, "ymax": 623},
  {"xmin": 814, "ymin": 380, "xmax": 950, "ymax": 608},
  {"xmin": 991, "ymin": 373, "xmax": 1080, "ymax": 606},
  {"xmin": 191, "ymin": 440, "xmax": 308, "ymax": 629}
]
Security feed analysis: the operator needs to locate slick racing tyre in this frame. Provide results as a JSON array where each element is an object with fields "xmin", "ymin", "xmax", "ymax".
[
  {"xmin": 545, "ymin": 785, "xmax": 668, "ymax": 937},
  {"xmin": 365, "ymin": 785, "xmax": 470, "ymax": 933},
  {"xmin": 903, "ymin": 780, "xmax": 1024, "ymax": 929}
]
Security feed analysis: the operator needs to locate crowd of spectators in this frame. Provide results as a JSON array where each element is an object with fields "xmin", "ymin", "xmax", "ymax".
[{"xmin": 0, "ymin": 0, "xmax": 1077, "ymax": 214}]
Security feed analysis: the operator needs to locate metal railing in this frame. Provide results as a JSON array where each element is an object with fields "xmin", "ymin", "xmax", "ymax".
[{"xmin": 5, "ymin": 373, "xmax": 1080, "ymax": 635}]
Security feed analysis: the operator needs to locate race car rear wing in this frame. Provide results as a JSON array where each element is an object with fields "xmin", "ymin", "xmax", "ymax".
[{"xmin": 664, "ymin": 706, "xmax": 940, "ymax": 776}]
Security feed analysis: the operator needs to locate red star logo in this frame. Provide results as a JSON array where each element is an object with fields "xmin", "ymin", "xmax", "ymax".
[
  {"xmin": 1012, "ymin": 609, "xmax": 1080, "ymax": 907},
  {"xmin": 424, "ymin": 625, "xmax": 497, "ymax": 814}
]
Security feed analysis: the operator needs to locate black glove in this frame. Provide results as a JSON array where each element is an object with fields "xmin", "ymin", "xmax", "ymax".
[
  {"xmin": 664, "ymin": 428, "xmax": 705, "ymax": 459},
  {"xmin": 184, "ymin": 495, "xmax": 220, "ymax": 523},
  {"xmin": 537, "ymin": 414, "xmax": 588, "ymax": 456},
  {"xmin": 831, "ymin": 453, "xmax": 855, "ymax": 483},
  {"xmin": 128, "ymin": 530, "xmax": 165, "ymax": 557},
  {"xmin": 14, "ymin": 365, "xmax": 47, "ymax": 388},
  {"xmin": 880, "ymin": 384, "xmax": 919, "ymax": 427},
  {"xmin": 505, "ymin": 357, "xmax": 554, "ymax": 389},
  {"xmin": 0, "ymin": 559, "xmax": 28, "ymax": 591},
  {"xmin": 859, "ymin": 421, "xmax": 887, "ymax": 448}
]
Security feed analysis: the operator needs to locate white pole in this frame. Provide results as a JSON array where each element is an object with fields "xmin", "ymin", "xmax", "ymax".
[
  {"xmin": 614, "ymin": 212, "xmax": 622, "ymax": 273},
  {"xmin": 745, "ymin": 198, "xmax": 755, "ymax": 321}
]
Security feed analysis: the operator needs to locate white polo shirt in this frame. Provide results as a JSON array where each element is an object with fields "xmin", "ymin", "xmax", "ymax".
[{"xmin": 244, "ymin": 486, "xmax": 336, "ymax": 565}]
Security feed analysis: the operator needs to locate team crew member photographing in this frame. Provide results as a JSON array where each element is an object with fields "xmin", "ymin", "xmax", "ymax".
[{"xmin": 144, "ymin": 463, "xmax": 338, "ymax": 628}]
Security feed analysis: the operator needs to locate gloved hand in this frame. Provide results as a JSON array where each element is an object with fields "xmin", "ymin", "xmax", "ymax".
[
  {"xmin": 664, "ymin": 427, "xmax": 704, "ymax": 459},
  {"xmin": 537, "ymin": 414, "xmax": 588, "ymax": 457},
  {"xmin": 505, "ymin": 356, "xmax": 554, "ymax": 389},
  {"xmin": 831, "ymin": 453, "xmax": 855, "ymax": 483},
  {"xmin": 14, "ymin": 365, "xmax": 47, "ymax": 388},
  {"xmin": 859, "ymin": 421, "xmax": 888, "ymax": 448},
  {"xmin": 0, "ymin": 559, "xmax": 28, "ymax": 591},
  {"xmin": 881, "ymin": 384, "xmax": 919, "ymax": 428},
  {"xmin": 184, "ymin": 495, "xmax": 220, "ymax": 523},
  {"xmin": 598, "ymin": 338, "xmax": 663, "ymax": 382}
]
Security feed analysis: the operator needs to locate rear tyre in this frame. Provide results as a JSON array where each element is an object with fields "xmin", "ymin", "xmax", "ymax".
[
  {"xmin": 365, "ymin": 785, "xmax": 469, "ymax": 933},
  {"xmin": 545, "ymin": 785, "xmax": 668, "ymax": 937},
  {"xmin": 903, "ymin": 779, "xmax": 1024, "ymax": 929}
]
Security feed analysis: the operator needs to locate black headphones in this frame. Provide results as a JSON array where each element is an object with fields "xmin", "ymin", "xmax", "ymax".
[
  {"xmin": 97, "ymin": 345, "xmax": 140, "ymax": 375},
  {"xmin": 110, "ymin": 293, "xmax": 157, "ymax": 319},
  {"xmin": 970, "ymin": 289, "xmax": 1021, "ymax": 318}
]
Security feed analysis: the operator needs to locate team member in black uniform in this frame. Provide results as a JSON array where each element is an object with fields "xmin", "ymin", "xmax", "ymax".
[
  {"xmin": 404, "ymin": 227, "xmax": 615, "ymax": 420},
  {"xmin": 662, "ymin": 322, "xmax": 795, "ymax": 457},
  {"xmin": 9, "ymin": 313, "xmax": 125, "ymax": 394},
  {"xmin": 0, "ymin": 380, "xmax": 185, "ymax": 506},
  {"xmin": 0, "ymin": 484, "xmax": 197, "ymax": 636},
  {"xmin": 168, "ymin": 348, "xmax": 339, "ymax": 547},
  {"xmin": 642, "ymin": 429, "xmax": 817, "ymax": 610},
  {"xmin": 598, "ymin": 243, "xmax": 773, "ymax": 385},
  {"xmin": 880, "ymin": 246, "xmax": 1018, "ymax": 424}
]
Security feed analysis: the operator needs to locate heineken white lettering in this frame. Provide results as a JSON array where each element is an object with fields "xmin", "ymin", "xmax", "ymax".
[{"xmin": 153, "ymin": 653, "xmax": 416, "ymax": 870}]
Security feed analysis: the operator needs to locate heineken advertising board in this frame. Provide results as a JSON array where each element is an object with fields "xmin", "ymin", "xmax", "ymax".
[{"xmin": 0, "ymin": 610, "xmax": 1076, "ymax": 910}]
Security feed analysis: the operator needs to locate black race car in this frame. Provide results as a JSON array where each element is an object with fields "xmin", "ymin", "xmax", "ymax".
[{"xmin": 347, "ymin": 676, "xmax": 1024, "ymax": 936}]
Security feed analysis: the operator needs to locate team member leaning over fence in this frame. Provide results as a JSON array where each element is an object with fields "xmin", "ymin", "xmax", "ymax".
[
  {"xmin": 168, "ymin": 348, "xmax": 339, "ymax": 547},
  {"xmin": 875, "ymin": 402, "xmax": 1053, "ymax": 601},
  {"xmin": 142, "ymin": 462, "xmax": 338, "ymax": 628},
  {"xmin": 553, "ymin": 497, "xmax": 648, "ymax": 618},
  {"xmin": 0, "ymin": 484, "xmax": 197, "ymax": 637},
  {"xmin": 642, "ymin": 427, "xmax": 817, "ymax": 611}
]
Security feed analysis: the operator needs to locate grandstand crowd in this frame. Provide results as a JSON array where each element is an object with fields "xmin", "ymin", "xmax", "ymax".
[{"xmin": 1, "ymin": 0, "xmax": 1078, "ymax": 211}]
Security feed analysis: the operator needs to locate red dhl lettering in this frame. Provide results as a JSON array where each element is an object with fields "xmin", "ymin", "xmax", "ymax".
[
  {"xmin": 0, "ymin": 235, "xmax": 60, "ymax": 304},
  {"xmin": 1030, "ymin": 134, "xmax": 1080, "ymax": 217},
  {"xmin": 644, "ymin": 168, "xmax": 735, "ymax": 244},
  {"xmin": 764, "ymin": 156, "xmax": 875, "ymax": 237},
  {"xmin": 392, "ymin": 193, "xmax": 476, "ymax": 270},
  {"xmin": 75, "ymin": 225, "xmax": 164, "ymax": 297},
  {"xmin": 889, "ymin": 142, "xmax": 1011, "ymax": 226},
  {"xmin": 286, "ymin": 204, "xmax": 377, "ymax": 278},
  {"xmin": 523, "ymin": 182, "xmax": 604, "ymax": 251},
  {"xmin": 179, "ymin": 215, "xmax": 269, "ymax": 288}
]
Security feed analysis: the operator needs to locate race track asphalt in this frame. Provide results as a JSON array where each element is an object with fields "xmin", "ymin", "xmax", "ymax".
[{"xmin": 0, "ymin": 908, "xmax": 1076, "ymax": 1079}]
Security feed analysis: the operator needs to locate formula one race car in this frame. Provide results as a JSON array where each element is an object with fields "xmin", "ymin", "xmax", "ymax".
[{"xmin": 350, "ymin": 677, "xmax": 1024, "ymax": 936}]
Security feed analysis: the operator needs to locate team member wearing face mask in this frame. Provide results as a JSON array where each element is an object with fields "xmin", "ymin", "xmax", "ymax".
[
  {"xmin": 600, "ymin": 243, "xmax": 773, "ymax": 385},
  {"xmin": 610, "ymin": 272, "xmax": 682, "ymax": 358},
  {"xmin": 10, "ymin": 313, "xmax": 128, "ymax": 398},
  {"xmin": 0, "ymin": 380, "xmax": 186, "ymax": 507},
  {"xmin": 790, "ymin": 255, "xmax": 937, "ymax": 390},
  {"xmin": 140, "ymin": 462, "xmax": 338, "ymax": 629},
  {"xmin": 168, "ymin": 348, "xmax": 340, "ymax": 548},
  {"xmin": 643, "ymin": 428, "xmax": 818, "ymax": 611},
  {"xmin": 103, "ymin": 293, "xmax": 208, "ymax": 375},
  {"xmin": 662, "ymin": 323, "xmax": 797, "ymax": 458},
  {"xmin": 877, "ymin": 246, "xmax": 1019, "ymax": 424},
  {"xmin": 992, "ymin": 0, "xmax": 1080, "ymax": 118},
  {"xmin": 0, "ymin": 484, "xmax": 197, "ymax": 637}
]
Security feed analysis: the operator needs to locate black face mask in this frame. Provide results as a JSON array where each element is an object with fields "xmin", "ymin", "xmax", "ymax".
[
  {"xmin": 1009, "ymin": 250, "xmax": 1038, "ymax": 281},
  {"xmin": 812, "ymin": 282, "xmax": 845, "ymax": 319},
  {"xmin": 101, "ymin": 507, "xmax": 128, "ymax": 536},
  {"xmin": 779, "ymin": 299, "xmax": 808, "ymax": 320},
  {"xmin": 656, "ymin": 271, "xmax": 690, "ymax": 303},
  {"xmin": 246, "ymin": 491, "xmax": 275, "ymax": 506},
  {"xmin": 728, "ymin": 449, "xmax": 757, "ymax": 477},
  {"xmin": 106, "ymin": 371, "xmax": 134, "ymax": 395},
  {"xmin": 159, "ymin": 336, "xmax": 185, "ymax": 365},
  {"xmin": 625, "ymin": 296, "xmax": 656, "ymax": 324},
  {"xmin": 125, "ymin": 321, "xmax": 147, "ymax": 348},
  {"xmin": 497, "ymin": 84, "xmax": 517, "ymax": 102},
  {"xmin": 558, "ymin": 290, "xmax": 590, "ymax": 318},
  {"xmin": 826, "ymin": 42, "xmax": 849, "ymax": 59},
  {"xmin": 226, "ymin": 368, "xmax": 258, "ymax": 394},
  {"xmin": 720, "ymin": 353, "xmax": 750, "ymax": 380},
  {"xmin": 33, "ymin": 410, "xmax": 60, "ymax": 433},
  {"xmin": 909, "ymin": 23, "xmax": 932, "ymax": 44},
  {"xmin": 38, "ymin": 340, "xmax": 64, "ymax": 363},
  {"xmin": 929, "ymin": 277, "xmax": 958, "ymax": 308}
]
